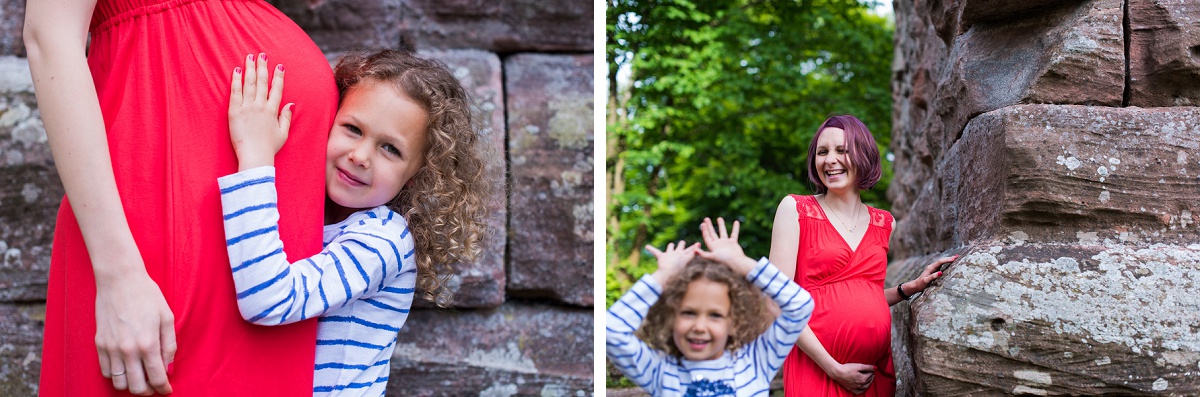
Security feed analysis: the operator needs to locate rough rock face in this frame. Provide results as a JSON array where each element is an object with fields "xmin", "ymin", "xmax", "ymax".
[
  {"xmin": 506, "ymin": 54, "xmax": 595, "ymax": 307},
  {"xmin": 267, "ymin": 0, "xmax": 593, "ymax": 53},
  {"xmin": 890, "ymin": 0, "xmax": 1125, "ymax": 234},
  {"xmin": 891, "ymin": 0, "xmax": 1200, "ymax": 394},
  {"xmin": 910, "ymin": 242, "xmax": 1200, "ymax": 395},
  {"xmin": 0, "ymin": 56, "xmax": 55, "ymax": 304},
  {"xmin": 896, "ymin": 105, "xmax": 1200, "ymax": 256},
  {"xmin": 397, "ymin": 0, "xmax": 593, "ymax": 53},
  {"xmin": 267, "ymin": 0, "xmax": 402, "ymax": 53},
  {"xmin": 391, "ymin": 301, "xmax": 593, "ymax": 396},
  {"xmin": 0, "ymin": 303, "xmax": 42, "ymax": 394},
  {"xmin": 1128, "ymin": 0, "xmax": 1200, "ymax": 107},
  {"xmin": 0, "ymin": 0, "xmax": 24, "ymax": 57},
  {"xmin": 889, "ymin": 105, "xmax": 1200, "ymax": 395}
]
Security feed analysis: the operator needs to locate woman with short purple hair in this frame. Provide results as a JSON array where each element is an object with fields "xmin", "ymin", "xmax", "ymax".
[{"xmin": 767, "ymin": 115, "xmax": 956, "ymax": 396}]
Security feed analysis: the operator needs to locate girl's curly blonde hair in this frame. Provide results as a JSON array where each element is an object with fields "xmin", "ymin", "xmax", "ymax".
[
  {"xmin": 636, "ymin": 257, "xmax": 771, "ymax": 359},
  {"xmin": 334, "ymin": 49, "xmax": 497, "ymax": 307}
]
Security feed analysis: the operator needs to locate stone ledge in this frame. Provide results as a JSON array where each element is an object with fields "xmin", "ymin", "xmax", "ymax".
[
  {"xmin": 893, "ymin": 104, "xmax": 1200, "ymax": 259},
  {"xmin": 265, "ymin": 0, "xmax": 593, "ymax": 53},
  {"xmin": 899, "ymin": 241, "xmax": 1200, "ymax": 395},
  {"xmin": 392, "ymin": 300, "xmax": 593, "ymax": 395}
]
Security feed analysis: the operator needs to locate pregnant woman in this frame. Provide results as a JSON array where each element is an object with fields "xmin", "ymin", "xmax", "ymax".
[
  {"xmin": 25, "ymin": 0, "xmax": 336, "ymax": 395},
  {"xmin": 769, "ymin": 115, "xmax": 954, "ymax": 396}
]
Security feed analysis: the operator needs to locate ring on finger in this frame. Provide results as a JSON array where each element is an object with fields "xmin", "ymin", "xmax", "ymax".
[{"xmin": 111, "ymin": 370, "xmax": 126, "ymax": 376}]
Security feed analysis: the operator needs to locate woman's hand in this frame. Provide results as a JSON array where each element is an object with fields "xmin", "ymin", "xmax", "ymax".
[
  {"xmin": 228, "ymin": 53, "xmax": 293, "ymax": 171},
  {"xmin": 697, "ymin": 217, "xmax": 757, "ymax": 276},
  {"xmin": 828, "ymin": 362, "xmax": 876, "ymax": 395},
  {"xmin": 903, "ymin": 255, "xmax": 957, "ymax": 294},
  {"xmin": 94, "ymin": 264, "xmax": 176, "ymax": 396},
  {"xmin": 647, "ymin": 241, "xmax": 699, "ymax": 285}
]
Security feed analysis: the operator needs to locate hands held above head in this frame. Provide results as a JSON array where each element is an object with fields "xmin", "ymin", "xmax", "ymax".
[
  {"xmin": 644, "ymin": 217, "xmax": 759, "ymax": 283},
  {"xmin": 647, "ymin": 241, "xmax": 700, "ymax": 285},
  {"xmin": 228, "ymin": 53, "xmax": 293, "ymax": 171},
  {"xmin": 697, "ymin": 217, "xmax": 758, "ymax": 276}
]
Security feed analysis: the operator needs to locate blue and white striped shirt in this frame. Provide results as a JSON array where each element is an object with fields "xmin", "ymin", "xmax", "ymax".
[
  {"xmin": 606, "ymin": 258, "xmax": 813, "ymax": 397},
  {"xmin": 218, "ymin": 166, "xmax": 416, "ymax": 397}
]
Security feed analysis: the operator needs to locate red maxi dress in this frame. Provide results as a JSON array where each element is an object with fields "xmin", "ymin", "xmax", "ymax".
[
  {"xmin": 781, "ymin": 195, "xmax": 896, "ymax": 396},
  {"xmin": 39, "ymin": 1, "xmax": 337, "ymax": 395}
]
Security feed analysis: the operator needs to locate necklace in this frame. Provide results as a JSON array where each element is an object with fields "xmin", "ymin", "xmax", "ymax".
[{"xmin": 821, "ymin": 196, "xmax": 860, "ymax": 234}]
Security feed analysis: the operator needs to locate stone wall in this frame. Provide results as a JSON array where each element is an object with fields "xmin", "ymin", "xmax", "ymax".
[
  {"xmin": 0, "ymin": 1, "xmax": 594, "ymax": 395},
  {"xmin": 890, "ymin": 0, "xmax": 1199, "ymax": 395}
]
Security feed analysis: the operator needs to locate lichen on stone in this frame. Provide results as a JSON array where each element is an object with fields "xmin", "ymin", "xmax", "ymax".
[{"xmin": 922, "ymin": 243, "xmax": 1200, "ymax": 361}]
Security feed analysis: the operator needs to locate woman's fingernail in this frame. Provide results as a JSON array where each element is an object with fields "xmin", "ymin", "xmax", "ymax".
[
  {"xmin": 234, "ymin": 67, "xmax": 241, "ymax": 74},
  {"xmin": 247, "ymin": 54, "xmax": 254, "ymax": 62},
  {"xmin": 277, "ymin": 64, "xmax": 284, "ymax": 72},
  {"xmin": 260, "ymin": 53, "xmax": 267, "ymax": 61},
  {"xmin": 937, "ymin": 271, "xmax": 943, "ymax": 277}
]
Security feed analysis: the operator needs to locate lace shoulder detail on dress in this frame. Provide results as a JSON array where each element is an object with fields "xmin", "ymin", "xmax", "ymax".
[
  {"xmin": 790, "ymin": 194, "xmax": 825, "ymax": 220},
  {"xmin": 869, "ymin": 207, "xmax": 893, "ymax": 230}
]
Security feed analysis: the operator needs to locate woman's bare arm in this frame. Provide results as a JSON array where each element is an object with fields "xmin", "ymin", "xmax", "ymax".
[
  {"xmin": 25, "ymin": 1, "xmax": 174, "ymax": 394},
  {"xmin": 767, "ymin": 195, "xmax": 800, "ymax": 317}
]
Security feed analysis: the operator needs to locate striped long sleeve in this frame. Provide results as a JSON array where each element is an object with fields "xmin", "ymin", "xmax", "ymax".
[
  {"xmin": 219, "ymin": 167, "xmax": 416, "ymax": 396},
  {"xmin": 606, "ymin": 258, "xmax": 813, "ymax": 397},
  {"xmin": 606, "ymin": 273, "xmax": 668, "ymax": 395},
  {"xmin": 732, "ymin": 257, "xmax": 814, "ymax": 386},
  {"xmin": 218, "ymin": 167, "xmax": 414, "ymax": 325}
]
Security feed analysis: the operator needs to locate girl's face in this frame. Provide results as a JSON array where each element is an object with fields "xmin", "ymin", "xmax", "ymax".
[
  {"xmin": 326, "ymin": 80, "xmax": 429, "ymax": 222},
  {"xmin": 672, "ymin": 278, "xmax": 731, "ymax": 361},
  {"xmin": 814, "ymin": 127, "xmax": 857, "ymax": 193}
]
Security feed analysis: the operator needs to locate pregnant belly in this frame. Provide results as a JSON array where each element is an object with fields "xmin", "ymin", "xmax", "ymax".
[{"xmin": 808, "ymin": 280, "xmax": 892, "ymax": 365}]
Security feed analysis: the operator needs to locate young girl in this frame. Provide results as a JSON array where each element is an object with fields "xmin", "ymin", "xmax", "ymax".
[
  {"xmin": 218, "ymin": 49, "xmax": 492, "ymax": 395},
  {"xmin": 607, "ymin": 218, "xmax": 815, "ymax": 396}
]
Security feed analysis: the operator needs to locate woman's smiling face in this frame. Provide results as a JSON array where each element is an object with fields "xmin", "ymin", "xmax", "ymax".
[{"xmin": 813, "ymin": 127, "xmax": 857, "ymax": 193}]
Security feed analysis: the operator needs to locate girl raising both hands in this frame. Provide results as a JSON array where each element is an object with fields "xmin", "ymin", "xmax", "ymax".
[{"xmin": 607, "ymin": 218, "xmax": 814, "ymax": 397}]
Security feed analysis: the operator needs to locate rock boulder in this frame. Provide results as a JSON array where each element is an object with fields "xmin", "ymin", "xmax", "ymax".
[{"xmin": 891, "ymin": 0, "xmax": 1200, "ymax": 394}]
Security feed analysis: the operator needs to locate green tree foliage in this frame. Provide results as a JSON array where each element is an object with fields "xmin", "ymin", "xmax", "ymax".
[{"xmin": 606, "ymin": 0, "xmax": 895, "ymax": 307}]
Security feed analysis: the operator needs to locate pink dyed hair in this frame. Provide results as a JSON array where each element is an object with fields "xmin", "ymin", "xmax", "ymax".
[{"xmin": 805, "ymin": 115, "xmax": 881, "ymax": 194}]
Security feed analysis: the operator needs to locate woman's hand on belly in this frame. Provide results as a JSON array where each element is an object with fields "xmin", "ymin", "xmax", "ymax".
[{"xmin": 828, "ymin": 362, "xmax": 875, "ymax": 395}]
